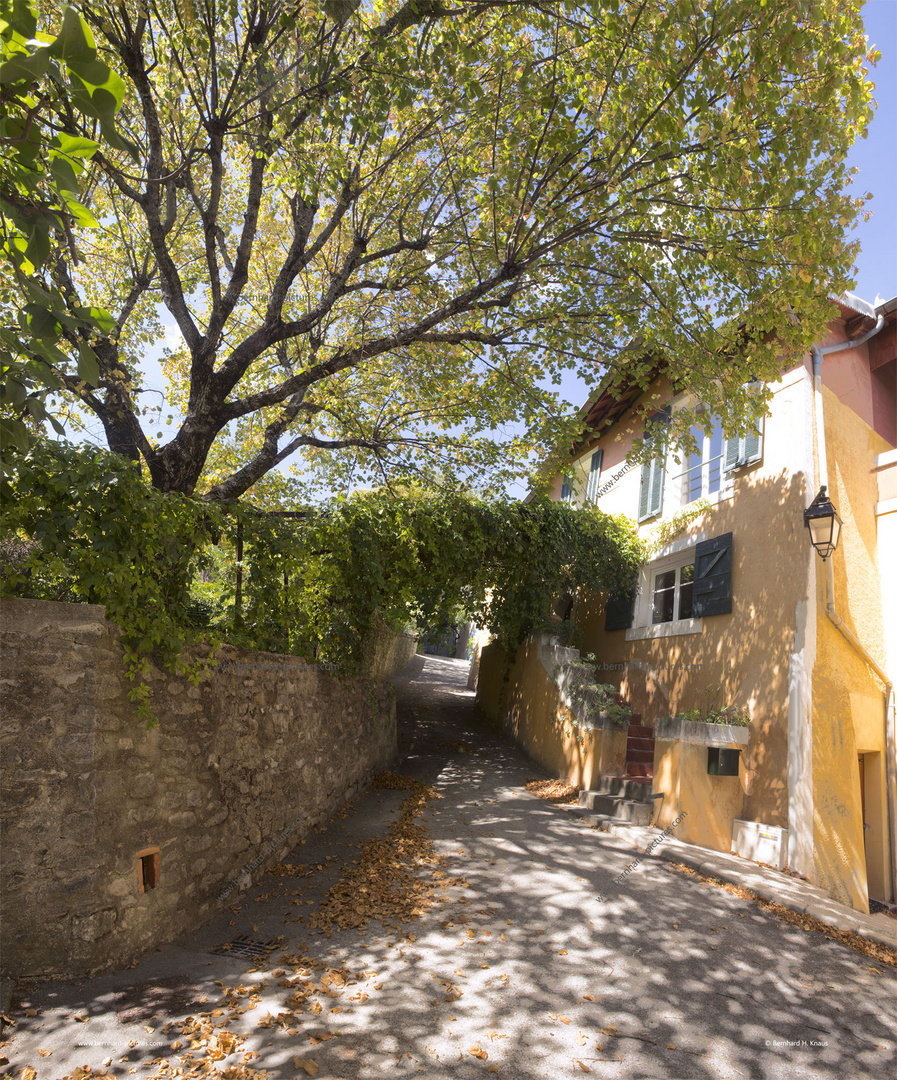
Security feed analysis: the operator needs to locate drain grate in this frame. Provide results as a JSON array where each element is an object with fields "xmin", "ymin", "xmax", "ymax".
[
  {"xmin": 115, "ymin": 978, "xmax": 203, "ymax": 1024},
  {"xmin": 212, "ymin": 935, "xmax": 280, "ymax": 959}
]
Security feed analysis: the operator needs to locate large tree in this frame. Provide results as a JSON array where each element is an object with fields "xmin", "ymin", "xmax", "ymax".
[{"xmin": 14, "ymin": 0, "xmax": 876, "ymax": 498}]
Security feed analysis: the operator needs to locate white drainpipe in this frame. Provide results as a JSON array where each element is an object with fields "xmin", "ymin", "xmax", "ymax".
[{"xmin": 810, "ymin": 312, "xmax": 897, "ymax": 902}]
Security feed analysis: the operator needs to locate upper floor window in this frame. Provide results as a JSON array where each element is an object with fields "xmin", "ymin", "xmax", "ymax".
[
  {"xmin": 637, "ymin": 408, "xmax": 764, "ymax": 521},
  {"xmin": 675, "ymin": 422, "xmax": 725, "ymax": 503},
  {"xmin": 560, "ymin": 475, "xmax": 573, "ymax": 501}
]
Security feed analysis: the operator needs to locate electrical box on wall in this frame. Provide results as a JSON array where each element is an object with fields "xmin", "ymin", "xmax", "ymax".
[{"xmin": 707, "ymin": 747, "xmax": 740, "ymax": 776}]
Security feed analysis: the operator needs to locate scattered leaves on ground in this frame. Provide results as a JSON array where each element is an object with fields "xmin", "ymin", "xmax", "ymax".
[
  {"xmin": 663, "ymin": 862, "xmax": 897, "ymax": 967},
  {"xmin": 524, "ymin": 779, "xmax": 581, "ymax": 804},
  {"xmin": 307, "ymin": 772, "xmax": 448, "ymax": 934}
]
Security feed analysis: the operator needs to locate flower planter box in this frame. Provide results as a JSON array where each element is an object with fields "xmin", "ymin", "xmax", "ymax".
[{"xmin": 655, "ymin": 716, "xmax": 749, "ymax": 747}]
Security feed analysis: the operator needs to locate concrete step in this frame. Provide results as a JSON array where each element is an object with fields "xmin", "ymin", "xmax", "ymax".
[
  {"xmin": 626, "ymin": 736, "xmax": 655, "ymax": 752},
  {"xmin": 625, "ymin": 747, "xmax": 655, "ymax": 763},
  {"xmin": 627, "ymin": 723, "xmax": 654, "ymax": 738},
  {"xmin": 577, "ymin": 791, "xmax": 653, "ymax": 825},
  {"xmin": 590, "ymin": 774, "xmax": 654, "ymax": 800}
]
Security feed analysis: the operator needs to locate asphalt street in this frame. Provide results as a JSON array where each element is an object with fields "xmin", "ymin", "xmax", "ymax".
[{"xmin": 2, "ymin": 653, "xmax": 894, "ymax": 1080}]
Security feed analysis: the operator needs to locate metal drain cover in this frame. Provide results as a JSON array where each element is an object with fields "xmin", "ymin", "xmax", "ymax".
[
  {"xmin": 212, "ymin": 935, "xmax": 280, "ymax": 959},
  {"xmin": 115, "ymin": 978, "xmax": 203, "ymax": 1024}
]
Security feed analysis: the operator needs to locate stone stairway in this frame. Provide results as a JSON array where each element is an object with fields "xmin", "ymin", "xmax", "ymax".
[
  {"xmin": 624, "ymin": 715, "xmax": 655, "ymax": 780},
  {"xmin": 576, "ymin": 715, "xmax": 658, "ymax": 825},
  {"xmin": 578, "ymin": 773, "xmax": 655, "ymax": 825}
]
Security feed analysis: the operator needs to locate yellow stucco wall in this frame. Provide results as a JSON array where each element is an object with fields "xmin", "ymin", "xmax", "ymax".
[
  {"xmin": 475, "ymin": 640, "xmax": 627, "ymax": 788},
  {"xmin": 810, "ymin": 385, "xmax": 892, "ymax": 911},
  {"xmin": 574, "ymin": 368, "xmax": 816, "ymax": 833},
  {"xmin": 496, "ymin": 323, "xmax": 894, "ymax": 910},
  {"xmin": 654, "ymin": 739, "xmax": 745, "ymax": 850}
]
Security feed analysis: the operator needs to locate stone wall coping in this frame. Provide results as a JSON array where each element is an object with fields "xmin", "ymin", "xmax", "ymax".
[
  {"xmin": 0, "ymin": 595, "xmax": 107, "ymax": 634},
  {"xmin": 532, "ymin": 632, "xmax": 629, "ymax": 733},
  {"xmin": 655, "ymin": 716, "xmax": 750, "ymax": 746}
]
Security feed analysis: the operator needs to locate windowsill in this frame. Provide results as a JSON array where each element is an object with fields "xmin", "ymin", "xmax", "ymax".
[
  {"xmin": 626, "ymin": 617, "xmax": 704, "ymax": 641},
  {"xmin": 677, "ymin": 487, "xmax": 734, "ymax": 513}
]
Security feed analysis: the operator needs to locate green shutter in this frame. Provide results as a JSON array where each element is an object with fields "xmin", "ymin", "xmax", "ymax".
[
  {"xmin": 723, "ymin": 418, "xmax": 763, "ymax": 472},
  {"xmin": 648, "ymin": 457, "xmax": 664, "ymax": 517},
  {"xmin": 586, "ymin": 449, "xmax": 603, "ymax": 503},
  {"xmin": 741, "ymin": 418, "xmax": 763, "ymax": 465},
  {"xmin": 723, "ymin": 436, "xmax": 741, "ymax": 472},
  {"xmin": 638, "ymin": 462, "xmax": 651, "ymax": 520},
  {"xmin": 692, "ymin": 532, "xmax": 733, "ymax": 616},
  {"xmin": 604, "ymin": 588, "xmax": 637, "ymax": 631},
  {"xmin": 638, "ymin": 457, "xmax": 664, "ymax": 521}
]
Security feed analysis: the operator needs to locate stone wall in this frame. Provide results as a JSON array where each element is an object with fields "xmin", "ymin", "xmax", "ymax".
[
  {"xmin": 361, "ymin": 621, "xmax": 419, "ymax": 679},
  {"xmin": 0, "ymin": 597, "xmax": 396, "ymax": 977}
]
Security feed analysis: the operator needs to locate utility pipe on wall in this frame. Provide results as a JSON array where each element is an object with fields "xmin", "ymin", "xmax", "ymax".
[{"xmin": 811, "ymin": 310, "xmax": 897, "ymax": 903}]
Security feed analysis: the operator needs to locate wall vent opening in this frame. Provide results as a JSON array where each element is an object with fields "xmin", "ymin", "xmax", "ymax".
[{"xmin": 137, "ymin": 847, "xmax": 160, "ymax": 892}]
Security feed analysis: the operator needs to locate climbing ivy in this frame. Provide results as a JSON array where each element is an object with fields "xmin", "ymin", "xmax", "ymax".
[
  {"xmin": 1, "ymin": 441, "xmax": 222, "ymax": 722},
  {"xmin": 1, "ymin": 442, "xmax": 644, "ymax": 721}
]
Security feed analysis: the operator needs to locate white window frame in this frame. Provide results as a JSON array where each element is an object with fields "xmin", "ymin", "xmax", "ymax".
[
  {"xmin": 671, "ymin": 420, "xmax": 729, "ymax": 506},
  {"xmin": 626, "ymin": 534, "xmax": 705, "ymax": 641}
]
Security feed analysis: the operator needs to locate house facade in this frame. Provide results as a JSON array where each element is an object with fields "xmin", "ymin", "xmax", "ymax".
[{"xmin": 476, "ymin": 294, "xmax": 897, "ymax": 914}]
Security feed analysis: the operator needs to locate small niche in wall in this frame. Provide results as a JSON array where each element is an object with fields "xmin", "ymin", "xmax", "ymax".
[
  {"xmin": 136, "ymin": 847, "xmax": 160, "ymax": 892},
  {"xmin": 707, "ymin": 747, "xmax": 740, "ymax": 776}
]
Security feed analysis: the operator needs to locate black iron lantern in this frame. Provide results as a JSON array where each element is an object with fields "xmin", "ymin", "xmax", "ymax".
[{"xmin": 804, "ymin": 486, "xmax": 842, "ymax": 561}]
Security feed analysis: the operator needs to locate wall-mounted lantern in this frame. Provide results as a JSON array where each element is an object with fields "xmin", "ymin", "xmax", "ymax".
[{"xmin": 803, "ymin": 486, "xmax": 842, "ymax": 561}]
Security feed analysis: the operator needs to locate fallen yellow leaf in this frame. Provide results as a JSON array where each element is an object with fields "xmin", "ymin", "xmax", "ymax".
[
  {"xmin": 468, "ymin": 1045, "xmax": 488, "ymax": 1060},
  {"xmin": 575, "ymin": 1061, "xmax": 591, "ymax": 1073},
  {"xmin": 293, "ymin": 1057, "xmax": 319, "ymax": 1076}
]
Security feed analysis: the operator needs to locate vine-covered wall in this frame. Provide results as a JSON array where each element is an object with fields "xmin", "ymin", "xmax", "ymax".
[{"xmin": 0, "ymin": 597, "xmax": 396, "ymax": 978}]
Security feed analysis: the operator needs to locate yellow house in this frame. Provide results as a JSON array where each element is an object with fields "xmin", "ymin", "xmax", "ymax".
[{"xmin": 476, "ymin": 294, "xmax": 897, "ymax": 914}]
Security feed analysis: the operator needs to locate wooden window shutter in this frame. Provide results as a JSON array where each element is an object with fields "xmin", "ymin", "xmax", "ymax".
[
  {"xmin": 724, "ymin": 417, "xmax": 763, "ymax": 472},
  {"xmin": 586, "ymin": 449, "xmax": 603, "ymax": 503},
  {"xmin": 637, "ymin": 457, "xmax": 664, "ymax": 522},
  {"xmin": 604, "ymin": 588, "xmax": 637, "ymax": 631},
  {"xmin": 637, "ymin": 407, "xmax": 669, "ymax": 521},
  {"xmin": 741, "ymin": 418, "xmax": 763, "ymax": 465},
  {"xmin": 692, "ymin": 532, "xmax": 733, "ymax": 616}
]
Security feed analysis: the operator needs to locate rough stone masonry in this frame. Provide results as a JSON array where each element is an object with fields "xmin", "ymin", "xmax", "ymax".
[{"xmin": 0, "ymin": 597, "xmax": 397, "ymax": 977}]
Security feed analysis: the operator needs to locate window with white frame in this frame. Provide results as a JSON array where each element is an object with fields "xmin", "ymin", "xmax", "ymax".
[
  {"xmin": 674, "ymin": 422, "xmax": 725, "ymax": 504},
  {"xmin": 560, "ymin": 474, "xmax": 573, "ymax": 501},
  {"xmin": 651, "ymin": 561, "xmax": 694, "ymax": 623}
]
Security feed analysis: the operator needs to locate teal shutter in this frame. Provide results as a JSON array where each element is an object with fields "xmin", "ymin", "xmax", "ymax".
[
  {"xmin": 586, "ymin": 449, "xmax": 603, "ymax": 503},
  {"xmin": 692, "ymin": 532, "xmax": 733, "ymax": 616},
  {"xmin": 604, "ymin": 588, "xmax": 637, "ymax": 631},
  {"xmin": 638, "ymin": 457, "xmax": 664, "ymax": 521},
  {"xmin": 723, "ymin": 418, "xmax": 763, "ymax": 472},
  {"xmin": 638, "ymin": 463, "xmax": 651, "ymax": 520},
  {"xmin": 741, "ymin": 418, "xmax": 763, "ymax": 465},
  {"xmin": 723, "ymin": 436, "xmax": 741, "ymax": 472},
  {"xmin": 561, "ymin": 475, "xmax": 572, "ymax": 501},
  {"xmin": 637, "ymin": 407, "xmax": 669, "ymax": 522}
]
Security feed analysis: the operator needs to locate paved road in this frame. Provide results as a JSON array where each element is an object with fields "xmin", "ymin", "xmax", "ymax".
[{"xmin": 2, "ymin": 655, "xmax": 894, "ymax": 1080}]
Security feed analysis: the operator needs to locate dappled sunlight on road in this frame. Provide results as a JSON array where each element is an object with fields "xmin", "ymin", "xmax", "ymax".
[{"xmin": 3, "ymin": 654, "xmax": 894, "ymax": 1080}]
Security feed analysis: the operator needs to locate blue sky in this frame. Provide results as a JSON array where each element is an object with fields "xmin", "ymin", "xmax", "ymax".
[{"xmin": 839, "ymin": 0, "xmax": 896, "ymax": 305}]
